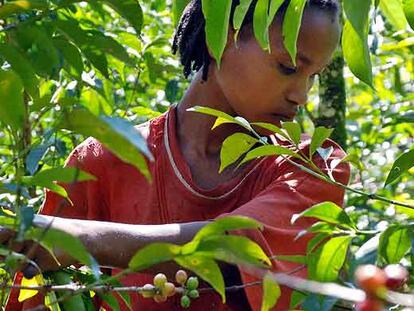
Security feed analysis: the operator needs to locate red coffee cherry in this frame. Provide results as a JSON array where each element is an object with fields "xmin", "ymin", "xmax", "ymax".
[
  {"xmin": 355, "ymin": 298, "xmax": 383, "ymax": 311},
  {"xmin": 384, "ymin": 264, "xmax": 409, "ymax": 290},
  {"xmin": 355, "ymin": 265, "xmax": 386, "ymax": 296}
]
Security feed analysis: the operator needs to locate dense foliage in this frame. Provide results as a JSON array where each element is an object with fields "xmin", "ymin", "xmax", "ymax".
[{"xmin": 0, "ymin": 0, "xmax": 413, "ymax": 310}]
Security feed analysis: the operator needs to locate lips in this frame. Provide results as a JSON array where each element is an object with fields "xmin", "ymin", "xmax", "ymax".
[{"xmin": 271, "ymin": 111, "xmax": 296, "ymax": 121}]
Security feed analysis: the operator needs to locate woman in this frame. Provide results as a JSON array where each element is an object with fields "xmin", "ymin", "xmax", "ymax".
[{"xmin": 5, "ymin": 0, "xmax": 349, "ymax": 310}]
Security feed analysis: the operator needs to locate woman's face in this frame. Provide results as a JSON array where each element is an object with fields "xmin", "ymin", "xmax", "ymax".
[{"xmin": 212, "ymin": 7, "xmax": 341, "ymax": 125}]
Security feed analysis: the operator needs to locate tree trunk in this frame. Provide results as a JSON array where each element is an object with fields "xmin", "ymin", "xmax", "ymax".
[{"xmin": 316, "ymin": 52, "xmax": 347, "ymax": 150}]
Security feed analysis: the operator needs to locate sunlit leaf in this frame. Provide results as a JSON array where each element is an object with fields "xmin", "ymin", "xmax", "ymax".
[
  {"xmin": 129, "ymin": 243, "xmax": 181, "ymax": 271},
  {"xmin": 261, "ymin": 272, "xmax": 281, "ymax": 311},
  {"xmin": 380, "ymin": 0, "xmax": 409, "ymax": 31},
  {"xmin": 403, "ymin": 0, "xmax": 414, "ymax": 30},
  {"xmin": 379, "ymin": 225, "xmax": 412, "ymax": 264},
  {"xmin": 291, "ymin": 201, "xmax": 356, "ymax": 229},
  {"xmin": 310, "ymin": 127, "xmax": 333, "ymax": 157},
  {"xmin": 342, "ymin": 0, "xmax": 373, "ymax": 86},
  {"xmin": 0, "ymin": 44, "xmax": 39, "ymax": 99},
  {"xmin": 201, "ymin": 0, "xmax": 232, "ymax": 66},
  {"xmin": 282, "ymin": 0, "xmax": 306, "ymax": 66},
  {"xmin": 273, "ymin": 255, "xmax": 306, "ymax": 264},
  {"xmin": 253, "ymin": 0, "xmax": 271, "ymax": 51},
  {"xmin": 233, "ymin": 0, "xmax": 253, "ymax": 41},
  {"xmin": 241, "ymin": 145, "xmax": 300, "ymax": 165},
  {"xmin": 102, "ymin": 0, "xmax": 143, "ymax": 35},
  {"xmin": 59, "ymin": 108, "xmax": 152, "ymax": 180},
  {"xmin": 195, "ymin": 235, "xmax": 271, "ymax": 268},
  {"xmin": 281, "ymin": 122, "xmax": 301, "ymax": 145},
  {"xmin": 385, "ymin": 148, "xmax": 414, "ymax": 186},
  {"xmin": 308, "ymin": 236, "xmax": 352, "ymax": 282},
  {"xmin": 175, "ymin": 255, "xmax": 225, "ymax": 302},
  {"xmin": 0, "ymin": 69, "xmax": 25, "ymax": 131},
  {"xmin": 220, "ymin": 133, "xmax": 258, "ymax": 173},
  {"xmin": 182, "ymin": 216, "xmax": 263, "ymax": 254},
  {"xmin": 267, "ymin": 0, "xmax": 284, "ymax": 27},
  {"xmin": 0, "ymin": 0, "xmax": 48, "ymax": 19}
]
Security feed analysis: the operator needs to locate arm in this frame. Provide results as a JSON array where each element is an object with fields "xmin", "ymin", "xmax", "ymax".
[{"xmin": 27, "ymin": 215, "xmax": 209, "ymax": 277}]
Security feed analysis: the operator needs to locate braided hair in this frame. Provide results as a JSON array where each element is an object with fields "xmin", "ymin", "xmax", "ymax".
[{"xmin": 172, "ymin": 0, "xmax": 339, "ymax": 81}]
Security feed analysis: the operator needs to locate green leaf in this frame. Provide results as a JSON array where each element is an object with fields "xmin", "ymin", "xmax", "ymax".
[
  {"xmin": 342, "ymin": 0, "xmax": 373, "ymax": 86},
  {"xmin": 261, "ymin": 272, "xmax": 281, "ymax": 311},
  {"xmin": 385, "ymin": 148, "xmax": 414, "ymax": 186},
  {"xmin": 13, "ymin": 25, "xmax": 60, "ymax": 78},
  {"xmin": 220, "ymin": 133, "xmax": 258, "ymax": 173},
  {"xmin": 380, "ymin": 0, "xmax": 409, "ymax": 31},
  {"xmin": 89, "ymin": 32, "xmax": 133, "ymax": 65},
  {"xmin": 175, "ymin": 255, "xmax": 225, "ymax": 302},
  {"xmin": 201, "ymin": 0, "xmax": 232, "ymax": 66},
  {"xmin": 233, "ymin": 0, "xmax": 253, "ymax": 41},
  {"xmin": 268, "ymin": 0, "xmax": 284, "ymax": 27},
  {"xmin": 128, "ymin": 243, "xmax": 181, "ymax": 271},
  {"xmin": 291, "ymin": 202, "xmax": 356, "ymax": 229},
  {"xmin": 53, "ymin": 38, "xmax": 84, "ymax": 78},
  {"xmin": 189, "ymin": 106, "xmax": 254, "ymax": 132},
  {"xmin": 26, "ymin": 227, "xmax": 98, "ymax": 273},
  {"xmin": 253, "ymin": 0, "xmax": 271, "ymax": 51},
  {"xmin": 251, "ymin": 122, "xmax": 289, "ymax": 139},
  {"xmin": 0, "ymin": 0, "xmax": 48, "ymax": 19},
  {"xmin": 26, "ymin": 144, "xmax": 49, "ymax": 175},
  {"xmin": 241, "ymin": 145, "xmax": 300, "ymax": 165},
  {"xmin": 59, "ymin": 108, "xmax": 152, "ymax": 180},
  {"xmin": 173, "ymin": 0, "xmax": 190, "ymax": 26},
  {"xmin": 17, "ymin": 206, "xmax": 34, "ymax": 241},
  {"xmin": 102, "ymin": 0, "xmax": 143, "ymax": 35},
  {"xmin": 22, "ymin": 167, "xmax": 96, "ymax": 198},
  {"xmin": 379, "ymin": 226, "xmax": 412, "ymax": 264},
  {"xmin": 97, "ymin": 293, "xmax": 120, "ymax": 311},
  {"xmin": 52, "ymin": 271, "xmax": 86, "ymax": 311},
  {"xmin": 55, "ymin": 19, "xmax": 109, "ymax": 78},
  {"xmin": 403, "ymin": 0, "xmax": 414, "ymax": 30},
  {"xmin": 0, "ymin": 69, "xmax": 25, "ymax": 131},
  {"xmin": 309, "ymin": 127, "xmax": 333, "ymax": 157},
  {"xmin": 182, "ymin": 216, "xmax": 263, "ymax": 254},
  {"xmin": 0, "ymin": 44, "xmax": 39, "ymax": 99},
  {"xmin": 282, "ymin": 0, "xmax": 307, "ymax": 66},
  {"xmin": 340, "ymin": 153, "xmax": 364, "ymax": 171},
  {"xmin": 195, "ymin": 235, "xmax": 271, "ymax": 268},
  {"xmin": 308, "ymin": 236, "xmax": 352, "ymax": 282},
  {"xmin": 273, "ymin": 255, "xmax": 306, "ymax": 264},
  {"xmin": 281, "ymin": 122, "xmax": 301, "ymax": 145}
]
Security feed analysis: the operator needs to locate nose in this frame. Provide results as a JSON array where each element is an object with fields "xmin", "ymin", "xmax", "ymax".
[{"xmin": 285, "ymin": 77, "xmax": 311, "ymax": 107}]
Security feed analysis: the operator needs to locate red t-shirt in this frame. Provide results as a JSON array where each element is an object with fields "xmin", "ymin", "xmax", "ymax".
[{"xmin": 7, "ymin": 106, "xmax": 350, "ymax": 310}]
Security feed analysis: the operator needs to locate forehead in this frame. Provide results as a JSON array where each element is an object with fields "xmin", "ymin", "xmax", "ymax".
[{"xmin": 270, "ymin": 8, "xmax": 340, "ymax": 66}]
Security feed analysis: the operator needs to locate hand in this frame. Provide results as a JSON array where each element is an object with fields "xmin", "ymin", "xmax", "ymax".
[{"xmin": 0, "ymin": 226, "xmax": 61, "ymax": 278}]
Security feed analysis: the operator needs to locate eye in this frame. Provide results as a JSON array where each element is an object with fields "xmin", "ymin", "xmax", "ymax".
[{"xmin": 278, "ymin": 63, "xmax": 297, "ymax": 75}]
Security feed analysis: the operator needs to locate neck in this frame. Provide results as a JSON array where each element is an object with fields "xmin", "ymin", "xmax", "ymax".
[{"xmin": 176, "ymin": 67, "xmax": 242, "ymax": 159}]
